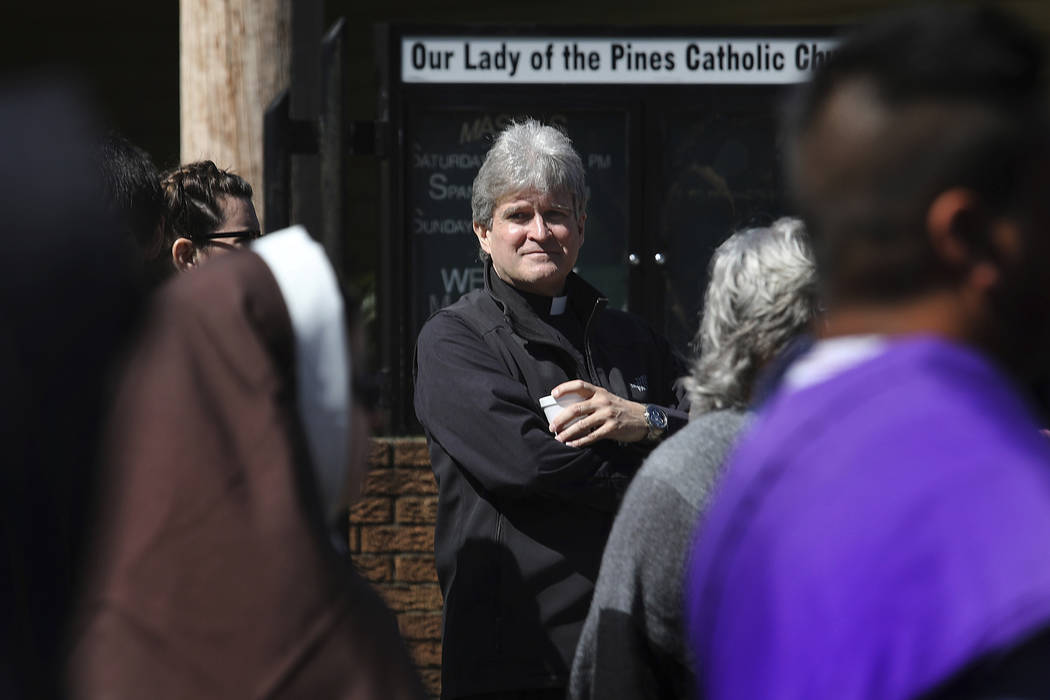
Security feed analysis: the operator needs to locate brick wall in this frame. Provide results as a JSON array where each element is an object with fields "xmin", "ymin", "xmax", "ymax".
[{"xmin": 349, "ymin": 436, "xmax": 442, "ymax": 697}]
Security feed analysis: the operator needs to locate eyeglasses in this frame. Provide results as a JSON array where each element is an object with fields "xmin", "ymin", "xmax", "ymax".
[{"xmin": 193, "ymin": 230, "xmax": 262, "ymax": 248}]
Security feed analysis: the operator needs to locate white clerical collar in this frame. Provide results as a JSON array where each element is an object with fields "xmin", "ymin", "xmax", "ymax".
[
  {"xmin": 550, "ymin": 296, "xmax": 568, "ymax": 316},
  {"xmin": 783, "ymin": 334, "xmax": 887, "ymax": 392}
]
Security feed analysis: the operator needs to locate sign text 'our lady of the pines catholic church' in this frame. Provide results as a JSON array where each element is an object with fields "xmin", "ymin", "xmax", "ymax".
[{"xmin": 402, "ymin": 36, "xmax": 838, "ymax": 84}]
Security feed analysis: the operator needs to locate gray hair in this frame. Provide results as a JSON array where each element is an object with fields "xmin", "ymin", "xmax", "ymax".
[
  {"xmin": 471, "ymin": 119, "xmax": 588, "ymax": 232},
  {"xmin": 686, "ymin": 217, "xmax": 819, "ymax": 415}
]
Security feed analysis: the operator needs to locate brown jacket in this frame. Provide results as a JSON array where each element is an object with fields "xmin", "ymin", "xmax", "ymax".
[{"xmin": 70, "ymin": 241, "xmax": 424, "ymax": 700}]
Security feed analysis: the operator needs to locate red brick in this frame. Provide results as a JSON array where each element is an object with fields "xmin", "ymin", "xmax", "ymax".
[
  {"xmin": 395, "ymin": 555, "xmax": 439, "ymax": 583},
  {"xmin": 362, "ymin": 468, "xmax": 398, "ymax": 496},
  {"xmin": 378, "ymin": 583, "xmax": 443, "ymax": 612},
  {"xmin": 368, "ymin": 438, "xmax": 391, "ymax": 468},
  {"xmin": 395, "ymin": 496, "xmax": 439, "ymax": 524},
  {"xmin": 353, "ymin": 554, "xmax": 393, "ymax": 583},
  {"xmin": 409, "ymin": 639, "xmax": 442, "ymax": 667},
  {"xmin": 393, "ymin": 438, "xmax": 432, "ymax": 467},
  {"xmin": 349, "ymin": 497, "xmax": 393, "ymax": 524},
  {"xmin": 419, "ymin": 668, "xmax": 442, "ymax": 698},
  {"xmin": 398, "ymin": 612, "xmax": 442, "ymax": 640},
  {"xmin": 347, "ymin": 524, "xmax": 360, "ymax": 552},
  {"xmin": 395, "ymin": 469, "xmax": 438, "ymax": 495},
  {"xmin": 360, "ymin": 525, "xmax": 434, "ymax": 553}
]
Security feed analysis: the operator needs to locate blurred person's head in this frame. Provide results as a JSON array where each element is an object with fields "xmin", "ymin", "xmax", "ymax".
[
  {"xmin": 97, "ymin": 131, "xmax": 167, "ymax": 285},
  {"xmin": 1, "ymin": 82, "xmax": 141, "ymax": 700},
  {"xmin": 687, "ymin": 218, "xmax": 819, "ymax": 414},
  {"xmin": 161, "ymin": 160, "xmax": 259, "ymax": 271},
  {"xmin": 472, "ymin": 119, "xmax": 588, "ymax": 296},
  {"xmin": 785, "ymin": 6, "xmax": 1050, "ymax": 375}
]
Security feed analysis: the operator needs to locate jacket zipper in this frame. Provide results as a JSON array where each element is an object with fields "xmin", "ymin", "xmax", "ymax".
[
  {"xmin": 496, "ymin": 286, "xmax": 607, "ymax": 386},
  {"xmin": 582, "ymin": 298, "xmax": 606, "ymax": 384},
  {"xmin": 494, "ymin": 512, "xmax": 504, "ymax": 654}
]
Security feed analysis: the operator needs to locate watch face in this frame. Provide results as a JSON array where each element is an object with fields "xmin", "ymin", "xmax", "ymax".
[{"xmin": 647, "ymin": 405, "xmax": 668, "ymax": 430}]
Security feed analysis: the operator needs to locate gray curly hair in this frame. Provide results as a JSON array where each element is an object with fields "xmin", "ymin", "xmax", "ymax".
[
  {"xmin": 471, "ymin": 119, "xmax": 588, "ymax": 258},
  {"xmin": 686, "ymin": 217, "xmax": 819, "ymax": 414}
]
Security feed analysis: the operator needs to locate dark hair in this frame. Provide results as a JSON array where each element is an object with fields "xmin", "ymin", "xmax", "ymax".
[
  {"xmin": 98, "ymin": 130, "xmax": 163, "ymax": 256},
  {"xmin": 784, "ymin": 6, "xmax": 1047, "ymax": 303},
  {"xmin": 161, "ymin": 160, "xmax": 254, "ymax": 247}
]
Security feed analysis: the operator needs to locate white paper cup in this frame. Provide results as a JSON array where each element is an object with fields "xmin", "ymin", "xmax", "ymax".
[{"xmin": 539, "ymin": 391, "xmax": 585, "ymax": 430}]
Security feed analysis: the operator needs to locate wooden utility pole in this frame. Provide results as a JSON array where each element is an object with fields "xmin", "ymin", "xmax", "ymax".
[{"xmin": 180, "ymin": 0, "xmax": 291, "ymax": 230}]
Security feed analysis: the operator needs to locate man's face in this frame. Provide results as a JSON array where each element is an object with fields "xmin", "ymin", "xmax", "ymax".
[{"xmin": 474, "ymin": 189, "xmax": 585, "ymax": 297}]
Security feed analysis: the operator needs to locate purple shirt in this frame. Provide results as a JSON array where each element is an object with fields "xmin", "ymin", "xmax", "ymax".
[{"xmin": 687, "ymin": 337, "xmax": 1050, "ymax": 700}]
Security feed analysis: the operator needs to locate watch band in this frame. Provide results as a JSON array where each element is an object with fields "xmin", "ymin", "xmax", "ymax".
[{"xmin": 644, "ymin": 405, "xmax": 668, "ymax": 442}]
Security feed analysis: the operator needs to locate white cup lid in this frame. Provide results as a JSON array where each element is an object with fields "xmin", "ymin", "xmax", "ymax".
[{"xmin": 538, "ymin": 395, "xmax": 558, "ymax": 408}]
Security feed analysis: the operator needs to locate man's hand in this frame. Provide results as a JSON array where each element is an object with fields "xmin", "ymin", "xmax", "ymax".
[{"xmin": 548, "ymin": 380, "xmax": 648, "ymax": 448}]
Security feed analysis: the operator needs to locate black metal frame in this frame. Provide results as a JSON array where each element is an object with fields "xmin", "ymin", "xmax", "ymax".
[
  {"xmin": 263, "ymin": 1, "xmax": 348, "ymax": 273},
  {"xmin": 378, "ymin": 24, "xmax": 836, "ymax": 433}
]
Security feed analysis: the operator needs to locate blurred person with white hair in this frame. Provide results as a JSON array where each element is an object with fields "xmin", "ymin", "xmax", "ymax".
[{"xmin": 569, "ymin": 218, "xmax": 818, "ymax": 700}]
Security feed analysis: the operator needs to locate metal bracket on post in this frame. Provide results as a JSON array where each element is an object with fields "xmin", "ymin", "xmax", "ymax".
[
  {"xmin": 373, "ymin": 22, "xmax": 403, "ymax": 432},
  {"xmin": 263, "ymin": 89, "xmax": 319, "ymax": 234},
  {"xmin": 319, "ymin": 19, "xmax": 391, "ymax": 278},
  {"xmin": 289, "ymin": 0, "xmax": 323, "ymax": 239},
  {"xmin": 320, "ymin": 17, "xmax": 346, "ymax": 274},
  {"xmin": 348, "ymin": 120, "xmax": 391, "ymax": 157},
  {"xmin": 263, "ymin": 89, "xmax": 292, "ymax": 233}
]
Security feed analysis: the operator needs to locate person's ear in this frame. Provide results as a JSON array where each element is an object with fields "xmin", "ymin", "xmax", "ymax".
[
  {"xmin": 928, "ymin": 188, "xmax": 1020, "ymax": 296},
  {"xmin": 927, "ymin": 188, "xmax": 984, "ymax": 269},
  {"xmin": 577, "ymin": 213, "xmax": 586, "ymax": 242},
  {"xmin": 473, "ymin": 221, "xmax": 492, "ymax": 257},
  {"xmin": 171, "ymin": 237, "xmax": 197, "ymax": 271}
]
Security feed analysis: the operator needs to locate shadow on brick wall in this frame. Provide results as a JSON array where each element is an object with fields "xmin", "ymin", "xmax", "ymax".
[{"xmin": 349, "ymin": 437, "xmax": 442, "ymax": 697}]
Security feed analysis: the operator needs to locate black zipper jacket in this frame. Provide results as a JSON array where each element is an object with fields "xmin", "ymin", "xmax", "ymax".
[{"xmin": 414, "ymin": 263, "xmax": 689, "ymax": 698}]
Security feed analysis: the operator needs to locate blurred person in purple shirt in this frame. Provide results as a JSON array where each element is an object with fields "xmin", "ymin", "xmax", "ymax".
[{"xmin": 687, "ymin": 6, "xmax": 1050, "ymax": 700}]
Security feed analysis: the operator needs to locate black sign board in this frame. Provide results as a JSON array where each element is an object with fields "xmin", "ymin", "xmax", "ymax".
[
  {"xmin": 408, "ymin": 107, "xmax": 631, "ymax": 337},
  {"xmin": 379, "ymin": 27, "xmax": 835, "ymax": 432}
]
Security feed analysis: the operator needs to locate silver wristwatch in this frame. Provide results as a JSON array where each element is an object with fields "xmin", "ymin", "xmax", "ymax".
[{"xmin": 643, "ymin": 405, "xmax": 668, "ymax": 442}]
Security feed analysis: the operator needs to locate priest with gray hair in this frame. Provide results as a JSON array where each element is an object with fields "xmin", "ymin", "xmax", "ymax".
[{"xmin": 414, "ymin": 119, "xmax": 689, "ymax": 699}]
